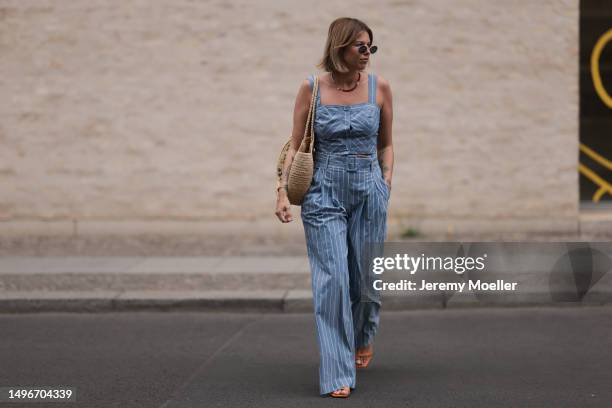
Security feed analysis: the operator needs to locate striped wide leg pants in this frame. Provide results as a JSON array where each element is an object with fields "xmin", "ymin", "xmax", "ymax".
[{"xmin": 300, "ymin": 152, "xmax": 389, "ymax": 395}]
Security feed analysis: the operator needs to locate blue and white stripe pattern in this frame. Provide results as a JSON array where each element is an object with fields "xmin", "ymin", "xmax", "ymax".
[{"xmin": 300, "ymin": 73, "xmax": 389, "ymax": 395}]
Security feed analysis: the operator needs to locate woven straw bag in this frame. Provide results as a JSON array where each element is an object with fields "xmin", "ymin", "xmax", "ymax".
[{"xmin": 276, "ymin": 75, "xmax": 319, "ymax": 205}]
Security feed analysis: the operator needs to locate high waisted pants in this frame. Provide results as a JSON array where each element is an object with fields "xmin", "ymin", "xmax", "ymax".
[{"xmin": 300, "ymin": 152, "xmax": 390, "ymax": 395}]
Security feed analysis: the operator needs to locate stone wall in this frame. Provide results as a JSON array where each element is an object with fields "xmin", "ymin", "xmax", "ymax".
[{"xmin": 0, "ymin": 0, "xmax": 579, "ymax": 242}]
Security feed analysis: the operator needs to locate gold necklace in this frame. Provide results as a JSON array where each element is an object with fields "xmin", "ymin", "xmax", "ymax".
[{"xmin": 331, "ymin": 72, "xmax": 361, "ymax": 92}]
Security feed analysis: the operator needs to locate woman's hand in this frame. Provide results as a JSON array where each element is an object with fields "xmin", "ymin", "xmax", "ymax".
[
  {"xmin": 275, "ymin": 190, "xmax": 293, "ymax": 223},
  {"xmin": 385, "ymin": 179, "xmax": 392, "ymax": 193}
]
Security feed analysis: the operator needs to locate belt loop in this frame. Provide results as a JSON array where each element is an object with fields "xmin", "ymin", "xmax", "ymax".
[{"xmin": 347, "ymin": 156, "xmax": 356, "ymax": 172}]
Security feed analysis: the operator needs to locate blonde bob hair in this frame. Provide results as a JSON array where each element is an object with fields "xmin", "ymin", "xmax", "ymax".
[{"xmin": 317, "ymin": 17, "xmax": 373, "ymax": 75}]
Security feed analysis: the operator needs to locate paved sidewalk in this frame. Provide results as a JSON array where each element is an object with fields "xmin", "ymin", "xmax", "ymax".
[{"xmin": 0, "ymin": 256, "xmax": 611, "ymax": 313}]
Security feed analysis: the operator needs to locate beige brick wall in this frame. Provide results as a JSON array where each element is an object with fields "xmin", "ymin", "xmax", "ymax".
[{"xmin": 0, "ymin": 0, "xmax": 579, "ymax": 238}]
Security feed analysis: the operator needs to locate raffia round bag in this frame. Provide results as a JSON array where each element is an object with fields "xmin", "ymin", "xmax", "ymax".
[{"xmin": 276, "ymin": 75, "xmax": 319, "ymax": 206}]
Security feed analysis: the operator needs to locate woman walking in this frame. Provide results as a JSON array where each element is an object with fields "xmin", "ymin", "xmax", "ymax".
[{"xmin": 275, "ymin": 17, "xmax": 394, "ymax": 398}]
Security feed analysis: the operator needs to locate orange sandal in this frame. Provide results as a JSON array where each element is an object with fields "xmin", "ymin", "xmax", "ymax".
[
  {"xmin": 329, "ymin": 386, "xmax": 351, "ymax": 398},
  {"xmin": 355, "ymin": 344, "xmax": 374, "ymax": 369}
]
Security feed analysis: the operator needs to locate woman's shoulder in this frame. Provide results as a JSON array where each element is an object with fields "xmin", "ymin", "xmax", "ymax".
[
  {"xmin": 373, "ymin": 74, "xmax": 392, "ymax": 103},
  {"xmin": 298, "ymin": 73, "xmax": 328, "ymax": 97},
  {"xmin": 296, "ymin": 75, "xmax": 317, "ymax": 104},
  {"xmin": 304, "ymin": 72, "xmax": 329, "ymax": 86},
  {"xmin": 374, "ymin": 73, "xmax": 391, "ymax": 89}
]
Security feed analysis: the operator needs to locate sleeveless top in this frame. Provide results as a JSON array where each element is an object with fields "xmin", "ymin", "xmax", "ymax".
[{"xmin": 307, "ymin": 73, "xmax": 381, "ymax": 156}]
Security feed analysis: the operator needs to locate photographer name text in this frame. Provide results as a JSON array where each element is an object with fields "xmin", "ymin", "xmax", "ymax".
[{"xmin": 373, "ymin": 279, "xmax": 518, "ymax": 292}]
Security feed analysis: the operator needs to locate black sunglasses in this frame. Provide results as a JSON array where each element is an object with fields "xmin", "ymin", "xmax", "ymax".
[{"xmin": 357, "ymin": 44, "xmax": 378, "ymax": 54}]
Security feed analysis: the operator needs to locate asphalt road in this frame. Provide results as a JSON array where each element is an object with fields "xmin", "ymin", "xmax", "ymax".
[{"xmin": 1, "ymin": 306, "xmax": 611, "ymax": 407}]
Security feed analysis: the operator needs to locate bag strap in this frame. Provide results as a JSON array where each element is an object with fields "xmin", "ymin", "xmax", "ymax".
[{"xmin": 301, "ymin": 75, "xmax": 318, "ymax": 153}]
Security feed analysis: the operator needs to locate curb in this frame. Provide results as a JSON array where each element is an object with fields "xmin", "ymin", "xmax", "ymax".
[{"xmin": 0, "ymin": 290, "xmax": 610, "ymax": 313}]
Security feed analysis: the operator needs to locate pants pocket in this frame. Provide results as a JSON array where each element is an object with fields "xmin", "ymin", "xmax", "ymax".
[{"xmin": 376, "ymin": 174, "xmax": 390, "ymax": 201}]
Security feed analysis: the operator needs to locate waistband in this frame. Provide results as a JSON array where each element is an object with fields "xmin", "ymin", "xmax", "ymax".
[{"xmin": 314, "ymin": 151, "xmax": 377, "ymax": 171}]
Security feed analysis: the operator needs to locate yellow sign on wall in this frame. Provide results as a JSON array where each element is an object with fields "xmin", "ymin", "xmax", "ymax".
[{"xmin": 580, "ymin": 2, "xmax": 612, "ymax": 203}]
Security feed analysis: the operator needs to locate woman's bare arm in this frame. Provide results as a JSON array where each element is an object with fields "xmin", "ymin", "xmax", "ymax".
[
  {"xmin": 376, "ymin": 76, "xmax": 394, "ymax": 189},
  {"xmin": 278, "ymin": 79, "xmax": 312, "ymax": 195}
]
